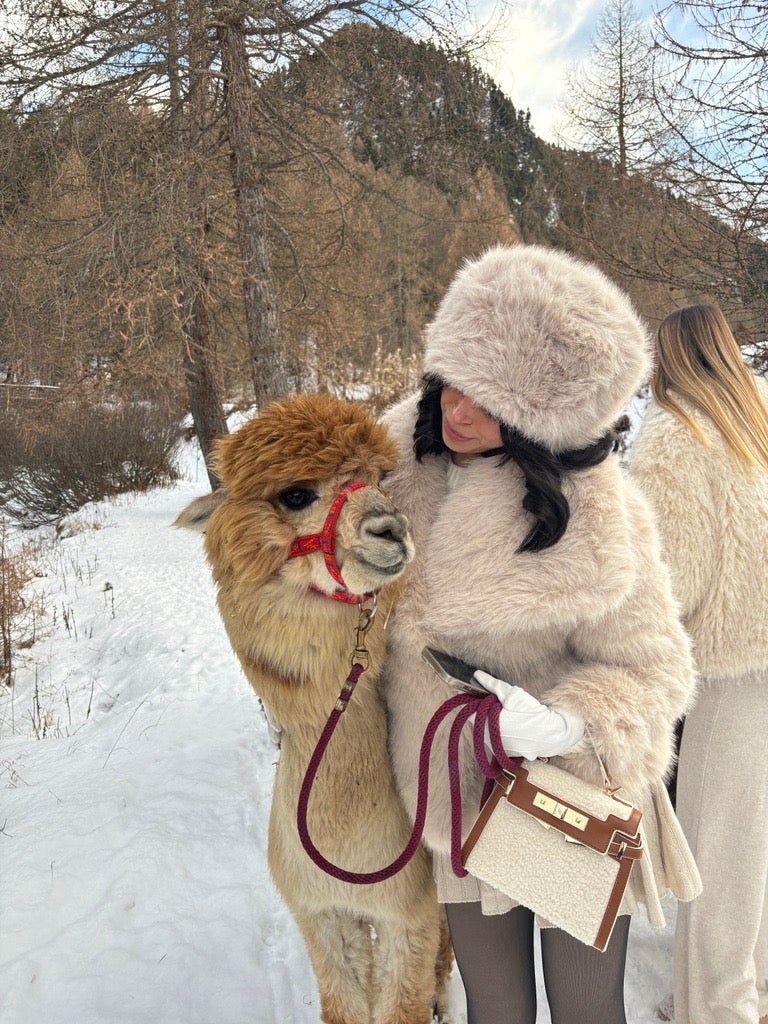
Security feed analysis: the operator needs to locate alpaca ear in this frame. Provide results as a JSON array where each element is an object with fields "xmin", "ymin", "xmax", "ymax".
[{"xmin": 174, "ymin": 490, "xmax": 227, "ymax": 533}]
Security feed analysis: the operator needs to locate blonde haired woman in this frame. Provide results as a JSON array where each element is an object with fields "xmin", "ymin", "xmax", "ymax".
[{"xmin": 630, "ymin": 304, "xmax": 768, "ymax": 1024}]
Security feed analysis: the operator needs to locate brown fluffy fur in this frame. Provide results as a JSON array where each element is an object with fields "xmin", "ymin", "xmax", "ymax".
[
  {"xmin": 212, "ymin": 393, "xmax": 400, "ymax": 500},
  {"xmin": 177, "ymin": 394, "xmax": 452, "ymax": 1024}
]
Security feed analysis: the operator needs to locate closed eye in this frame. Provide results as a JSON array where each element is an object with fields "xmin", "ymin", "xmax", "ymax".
[{"xmin": 278, "ymin": 487, "xmax": 318, "ymax": 511}]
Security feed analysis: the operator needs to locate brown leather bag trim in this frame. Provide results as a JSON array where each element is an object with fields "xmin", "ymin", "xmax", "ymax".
[
  {"xmin": 594, "ymin": 856, "xmax": 635, "ymax": 951},
  {"xmin": 461, "ymin": 774, "xmax": 643, "ymax": 866},
  {"xmin": 461, "ymin": 781, "xmax": 506, "ymax": 862},
  {"xmin": 500, "ymin": 766, "xmax": 643, "ymax": 856}
]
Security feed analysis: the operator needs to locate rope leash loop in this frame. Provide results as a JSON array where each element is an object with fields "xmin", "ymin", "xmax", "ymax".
[{"xmin": 297, "ymin": 678, "xmax": 523, "ymax": 885}]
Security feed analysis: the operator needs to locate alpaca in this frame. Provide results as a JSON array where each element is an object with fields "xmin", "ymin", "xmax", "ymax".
[{"xmin": 176, "ymin": 393, "xmax": 452, "ymax": 1024}]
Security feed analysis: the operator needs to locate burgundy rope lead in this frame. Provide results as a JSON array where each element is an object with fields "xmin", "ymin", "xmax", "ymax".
[{"xmin": 297, "ymin": 667, "xmax": 522, "ymax": 885}]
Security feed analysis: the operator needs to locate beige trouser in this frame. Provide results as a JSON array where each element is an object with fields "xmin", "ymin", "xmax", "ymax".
[{"xmin": 674, "ymin": 677, "xmax": 768, "ymax": 1024}]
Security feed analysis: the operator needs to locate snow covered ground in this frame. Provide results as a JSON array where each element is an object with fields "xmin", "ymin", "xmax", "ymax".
[{"xmin": 1, "ymin": 437, "xmax": 674, "ymax": 1024}]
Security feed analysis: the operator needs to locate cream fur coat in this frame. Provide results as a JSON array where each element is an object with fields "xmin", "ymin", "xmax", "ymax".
[
  {"xmin": 381, "ymin": 395, "xmax": 702, "ymax": 923},
  {"xmin": 630, "ymin": 380, "xmax": 768, "ymax": 686}
]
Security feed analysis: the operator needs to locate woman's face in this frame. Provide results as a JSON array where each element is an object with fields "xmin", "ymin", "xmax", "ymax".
[{"xmin": 440, "ymin": 385, "xmax": 502, "ymax": 461}]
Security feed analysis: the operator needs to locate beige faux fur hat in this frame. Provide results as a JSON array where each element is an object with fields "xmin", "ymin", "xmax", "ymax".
[{"xmin": 423, "ymin": 245, "xmax": 651, "ymax": 451}]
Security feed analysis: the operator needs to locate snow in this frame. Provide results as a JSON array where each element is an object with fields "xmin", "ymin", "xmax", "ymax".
[{"xmin": 1, "ymin": 438, "xmax": 675, "ymax": 1024}]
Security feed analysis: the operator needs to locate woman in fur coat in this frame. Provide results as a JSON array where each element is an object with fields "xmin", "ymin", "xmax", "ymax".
[
  {"xmin": 630, "ymin": 304, "xmax": 768, "ymax": 1024},
  {"xmin": 381, "ymin": 245, "xmax": 701, "ymax": 1024}
]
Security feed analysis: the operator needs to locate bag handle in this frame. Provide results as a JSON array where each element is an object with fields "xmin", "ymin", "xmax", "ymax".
[{"xmin": 584, "ymin": 724, "xmax": 614, "ymax": 792}]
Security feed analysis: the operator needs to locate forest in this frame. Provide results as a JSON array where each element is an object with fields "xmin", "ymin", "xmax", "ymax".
[{"xmin": 0, "ymin": 0, "xmax": 766, "ymax": 505}]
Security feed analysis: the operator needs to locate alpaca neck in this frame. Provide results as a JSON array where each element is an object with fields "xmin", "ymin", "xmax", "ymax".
[{"xmin": 221, "ymin": 584, "xmax": 389, "ymax": 730}]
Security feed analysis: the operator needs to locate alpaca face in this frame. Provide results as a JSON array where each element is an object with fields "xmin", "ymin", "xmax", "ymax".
[
  {"xmin": 177, "ymin": 393, "xmax": 413, "ymax": 602},
  {"xmin": 279, "ymin": 477, "xmax": 413, "ymax": 599}
]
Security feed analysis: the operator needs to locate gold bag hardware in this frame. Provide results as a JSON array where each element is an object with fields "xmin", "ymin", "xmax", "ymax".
[{"xmin": 532, "ymin": 791, "xmax": 589, "ymax": 831}]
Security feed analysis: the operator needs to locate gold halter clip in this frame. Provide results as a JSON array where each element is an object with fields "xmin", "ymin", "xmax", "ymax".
[{"xmin": 351, "ymin": 594, "xmax": 378, "ymax": 670}]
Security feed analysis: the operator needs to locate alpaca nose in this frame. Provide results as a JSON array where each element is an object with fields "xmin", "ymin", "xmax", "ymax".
[{"xmin": 361, "ymin": 511, "xmax": 409, "ymax": 546}]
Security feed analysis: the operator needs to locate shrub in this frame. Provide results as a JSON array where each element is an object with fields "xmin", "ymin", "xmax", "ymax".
[{"xmin": 0, "ymin": 392, "xmax": 183, "ymax": 527}]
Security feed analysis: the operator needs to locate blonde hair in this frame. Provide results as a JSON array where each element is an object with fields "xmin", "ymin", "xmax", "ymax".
[{"xmin": 651, "ymin": 304, "xmax": 768, "ymax": 468}]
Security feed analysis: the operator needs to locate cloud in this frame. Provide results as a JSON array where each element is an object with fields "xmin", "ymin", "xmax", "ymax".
[{"xmin": 470, "ymin": 0, "xmax": 653, "ymax": 142}]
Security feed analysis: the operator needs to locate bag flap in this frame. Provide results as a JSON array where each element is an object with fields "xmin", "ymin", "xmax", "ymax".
[
  {"xmin": 462, "ymin": 766, "xmax": 643, "ymax": 866},
  {"xmin": 502, "ymin": 765, "xmax": 643, "ymax": 857}
]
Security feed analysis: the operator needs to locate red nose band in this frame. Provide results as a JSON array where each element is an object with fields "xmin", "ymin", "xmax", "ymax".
[{"xmin": 287, "ymin": 482, "xmax": 375, "ymax": 604}]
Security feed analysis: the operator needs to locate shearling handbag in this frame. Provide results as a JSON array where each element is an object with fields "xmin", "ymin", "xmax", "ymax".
[{"xmin": 461, "ymin": 753, "xmax": 643, "ymax": 951}]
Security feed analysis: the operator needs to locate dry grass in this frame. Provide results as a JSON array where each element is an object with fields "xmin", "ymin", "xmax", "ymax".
[{"xmin": 0, "ymin": 519, "xmax": 45, "ymax": 690}]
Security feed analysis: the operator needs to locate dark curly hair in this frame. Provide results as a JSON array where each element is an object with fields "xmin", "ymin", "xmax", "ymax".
[{"xmin": 413, "ymin": 374, "xmax": 616, "ymax": 553}]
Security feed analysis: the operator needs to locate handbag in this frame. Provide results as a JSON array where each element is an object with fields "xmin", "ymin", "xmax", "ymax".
[{"xmin": 461, "ymin": 751, "xmax": 643, "ymax": 951}]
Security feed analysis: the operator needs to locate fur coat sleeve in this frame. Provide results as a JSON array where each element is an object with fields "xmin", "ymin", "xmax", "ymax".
[{"xmin": 542, "ymin": 476, "xmax": 697, "ymax": 793}]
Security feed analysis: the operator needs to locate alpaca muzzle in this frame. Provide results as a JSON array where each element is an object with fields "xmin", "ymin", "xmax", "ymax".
[
  {"xmin": 356, "ymin": 510, "xmax": 413, "ymax": 571},
  {"xmin": 286, "ymin": 482, "xmax": 382, "ymax": 604}
]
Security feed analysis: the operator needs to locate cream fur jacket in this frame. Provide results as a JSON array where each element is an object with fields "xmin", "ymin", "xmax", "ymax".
[
  {"xmin": 630, "ymin": 381, "xmax": 768, "ymax": 686},
  {"xmin": 381, "ymin": 395, "xmax": 701, "ymax": 919}
]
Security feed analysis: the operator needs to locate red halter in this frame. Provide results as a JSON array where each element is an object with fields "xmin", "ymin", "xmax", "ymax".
[{"xmin": 287, "ymin": 482, "xmax": 376, "ymax": 605}]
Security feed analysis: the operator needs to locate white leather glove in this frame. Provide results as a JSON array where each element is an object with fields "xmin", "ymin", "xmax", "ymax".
[{"xmin": 473, "ymin": 670, "xmax": 585, "ymax": 760}]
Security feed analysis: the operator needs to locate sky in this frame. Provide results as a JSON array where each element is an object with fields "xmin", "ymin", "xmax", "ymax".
[
  {"xmin": 1, "ymin": 418, "xmax": 680, "ymax": 1024},
  {"xmin": 469, "ymin": 0, "xmax": 657, "ymax": 142}
]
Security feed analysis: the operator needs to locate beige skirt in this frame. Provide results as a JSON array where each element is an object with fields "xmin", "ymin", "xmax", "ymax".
[{"xmin": 431, "ymin": 779, "xmax": 702, "ymax": 927}]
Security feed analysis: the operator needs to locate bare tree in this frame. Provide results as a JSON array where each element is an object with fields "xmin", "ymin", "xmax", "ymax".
[
  {"xmin": 651, "ymin": 0, "xmax": 768, "ymax": 342},
  {"xmin": 211, "ymin": 4, "xmax": 486, "ymax": 405},
  {"xmin": 171, "ymin": 2, "xmax": 230, "ymax": 487},
  {"xmin": 548, "ymin": 0, "xmax": 768, "ymax": 351},
  {"xmin": 0, "ymin": 0, "xmax": 483, "ymax": 481},
  {"xmin": 0, "ymin": 0, "xmax": 231, "ymax": 484},
  {"xmin": 560, "ymin": 0, "xmax": 660, "ymax": 175},
  {"xmin": 217, "ymin": 13, "xmax": 288, "ymax": 409},
  {"xmin": 652, "ymin": 0, "xmax": 768, "ymax": 238}
]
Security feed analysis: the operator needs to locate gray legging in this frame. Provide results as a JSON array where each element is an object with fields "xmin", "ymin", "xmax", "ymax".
[{"xmin": 445, "ymin": 902, "xmax": 630, "ymax": 1024}]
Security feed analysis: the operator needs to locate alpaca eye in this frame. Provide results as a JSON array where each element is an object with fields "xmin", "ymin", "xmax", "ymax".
[{"xmin": 278, "ymin": 488, "xmax": 318, "ymax": 511}]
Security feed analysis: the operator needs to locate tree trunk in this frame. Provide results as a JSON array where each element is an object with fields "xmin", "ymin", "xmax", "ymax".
[
  {"xmin": 617, "ymin": 0, "xmax": 627, "ymax": 177},
  {"xmin": 171, "ymin": 0, "xmax": 228, "ymax": 491},
  {"xmin": 177, "ymin": 233, "xmax": 229, "ymax": 490},
  {"xmin": 218, "ymin": 16, "xmax": 290, "ymax": 408}
]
